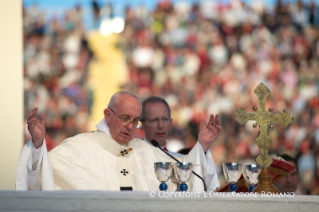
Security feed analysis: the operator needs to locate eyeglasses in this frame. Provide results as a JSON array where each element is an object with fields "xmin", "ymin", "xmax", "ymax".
[{"xmin": 109, "ymin": 108, "xmax": 142, "ymax": 129}]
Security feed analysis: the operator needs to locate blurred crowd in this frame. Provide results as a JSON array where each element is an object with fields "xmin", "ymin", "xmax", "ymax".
[
  {"xmin": 23, "ymin": 4, "xmax": 93, "ymax": 151},
  {"xmin": 120, "ymin": 0, "xmax": 319, "ymax": 194},
  {"xmin": 23, "ymin": 0, "xmax": 319, "ymax": 195}
]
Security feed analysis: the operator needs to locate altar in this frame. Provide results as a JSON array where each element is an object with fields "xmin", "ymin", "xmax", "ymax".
[{"xmin": 0, "ymin": 191, "xmax": 318, "ymax": 212}]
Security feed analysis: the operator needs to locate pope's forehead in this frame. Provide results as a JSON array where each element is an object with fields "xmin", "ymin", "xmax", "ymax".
[{"xmin": 117, "ymin": 95, "xmax": 141, "ymax": 111}]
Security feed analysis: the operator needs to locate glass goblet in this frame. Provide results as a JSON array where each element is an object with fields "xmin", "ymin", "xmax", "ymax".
[
  {"xmin": 175, "ymin": 162, "xmax": 193, "ymax": 192},
  {"xmin": 154, "ymin": 162, "xmax": 173, "ymax": 191},
  {"xmin": 223, "ymin": 163, "xmax": 242, "ymax": 192},
  {"xmin": 243, "ymin": 164, "xmax": 262, "ymax": 192}
]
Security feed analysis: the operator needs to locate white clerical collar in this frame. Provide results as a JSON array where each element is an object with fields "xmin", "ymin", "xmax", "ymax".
[
  {"xmin": 95, "ymin": 118, "xmax": 132, "ymax": 152},
  {"xmin": 96, "ymin": 119, "xmax": 112, "ymax": 137}
]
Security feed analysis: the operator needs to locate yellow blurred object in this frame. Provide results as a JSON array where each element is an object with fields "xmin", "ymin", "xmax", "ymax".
[{"xmin": 87, "ymin": 32, "xmax": 128, "ymax": 131}]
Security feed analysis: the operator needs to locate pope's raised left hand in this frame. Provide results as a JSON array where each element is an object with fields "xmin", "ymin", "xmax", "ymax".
[{"xmin": 198, "ymin": 114, "xmax": 222, "ymax": 152}]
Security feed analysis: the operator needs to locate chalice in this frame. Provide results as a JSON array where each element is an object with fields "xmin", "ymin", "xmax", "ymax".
[
  {"xmin": 243, "ymin": 164, "xmax": 261, "ymax": 192},
  {"xmin": 154, "ymin": 162, "xmax": 173, "ymax": 191},
  {"xmin": 223, "ymin": 163, "xmax": 242, "ymax": 192},
  {"xmin": 175, "ymin": 162, "xmax": 193, "ymax": 192}
]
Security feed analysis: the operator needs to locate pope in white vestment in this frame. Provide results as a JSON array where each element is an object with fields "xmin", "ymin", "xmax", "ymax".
[
  {"xmin": 17, "ymin": 91, "xmax": 221, "ymax": 192},
  {"xmin": 16, "ymin": 119, "xmax": 220, "ymax": 191}
]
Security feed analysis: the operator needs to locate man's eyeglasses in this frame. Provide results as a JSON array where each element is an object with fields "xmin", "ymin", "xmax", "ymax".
[{"xmin": 109, "ymin": 108, "xmax": 142, "ymax": 129}]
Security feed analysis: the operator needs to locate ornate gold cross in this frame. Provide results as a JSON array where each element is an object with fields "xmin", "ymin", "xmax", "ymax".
[{"xmin": 234, "ymin": 83, "xmax": 293, "ymax": 168}]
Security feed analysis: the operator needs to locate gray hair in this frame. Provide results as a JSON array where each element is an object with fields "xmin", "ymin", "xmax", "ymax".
[
  {"xmin": 108, "ymin": 90, "xmax": 141, "ymax": 109},
  {"xmin": 140, "ymin": 96, "xmax": 171, "ymax": 122}
]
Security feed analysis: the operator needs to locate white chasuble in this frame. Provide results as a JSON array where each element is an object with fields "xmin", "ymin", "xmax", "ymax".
[{"xmin": 48, "ymin": 131, "xmax": 178, "ymax": 191}]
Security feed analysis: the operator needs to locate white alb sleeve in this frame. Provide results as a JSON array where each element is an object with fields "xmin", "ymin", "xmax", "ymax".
[
  {"xmin": 16, "ymin": 139, "xmax": 55, "ymax": 190},
  {"xmin": 187, "ymin": 142, "xmax": 220, "ymax": 192}
]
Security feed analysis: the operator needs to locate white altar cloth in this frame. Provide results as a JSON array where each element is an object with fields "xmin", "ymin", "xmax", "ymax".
[{"xmin": 0, "ymin": 191, "xmax": 318, "ymax": 212}]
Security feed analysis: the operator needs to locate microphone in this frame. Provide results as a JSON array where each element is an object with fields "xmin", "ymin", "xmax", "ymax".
[{"xmin": 151, "ymin": 139, "xmax": 207, "ymax": 192}]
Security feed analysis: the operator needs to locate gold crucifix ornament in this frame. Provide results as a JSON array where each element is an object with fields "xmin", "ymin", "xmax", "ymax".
[{"xmin": 234, "ymin": 83, "xmax": 293, "ymax": 169}]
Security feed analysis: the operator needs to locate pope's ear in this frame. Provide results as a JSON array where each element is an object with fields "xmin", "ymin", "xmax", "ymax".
[{"xmin": 104, "ymin": 108, "xmax": 111, "ymax": 123}]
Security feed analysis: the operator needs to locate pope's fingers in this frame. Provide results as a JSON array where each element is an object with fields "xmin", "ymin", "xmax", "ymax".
[
  {"xmin": 39, "ymin": 113, "xmax": 45, "ymax": 125},
  {"xmin": 208, "ymin": 114, "xmax": 215, "ymax": 127},
  {"xmin": 215, "ymin": 114, "xmax": 221, "ymax": 126},
  {"xmin": 30, "ymin": 107, "xmax": 38, "ymax": 114},
  {"xmin": 207, "ymin": 122, "xmax": 222, "ymax": 133},
  {"xmin": 215, "ymin": 125, "xmax": 222, "ymax": 133},
  {"xmin": 27, "ymin": 108, "xmax": 38, "ymax": 121},
  {"xmin": 27, "ymin": 118, "xmax": 37, "ymax": 125},
  {"xmin": 29, "ymin": 107, "xmax": 38, "ymax": 113},
  {"xmin": 26, "ymin": 112, "xmax": 34, "ymax": 121}
]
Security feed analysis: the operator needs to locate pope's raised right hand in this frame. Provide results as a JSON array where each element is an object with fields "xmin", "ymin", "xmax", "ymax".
[{"xmin": 27, "ymin": 107, "xmax": 46, "ymax": 149}]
